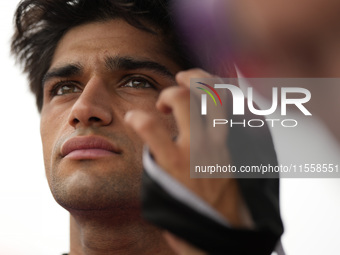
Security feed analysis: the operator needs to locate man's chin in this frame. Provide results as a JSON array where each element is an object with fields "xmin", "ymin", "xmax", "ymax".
[
  {"xmin": 52, "ymin": 187, "xmax": 141, "ymax": 213},
  {"xmin": 49, "ymin": 169, "xmax": 142, "ymax": 212}
]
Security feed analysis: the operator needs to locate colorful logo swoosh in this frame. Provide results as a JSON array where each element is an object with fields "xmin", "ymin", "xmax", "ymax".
[{"xmin": 196, "ymin": 82, "xmax": 223, "ymax": 106}]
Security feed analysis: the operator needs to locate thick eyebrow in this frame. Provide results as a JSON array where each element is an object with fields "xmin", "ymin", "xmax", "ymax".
[
  {"xmin": 42, "ymin": 64, "xmax": 83, "ymax": 86},
  {"xmin": 42, "ymin": 56, "xmax": 175, "ymax": 86},
  {"xmin": 104, "ymin": 56, "xmax": 174, "ymax": 79}
]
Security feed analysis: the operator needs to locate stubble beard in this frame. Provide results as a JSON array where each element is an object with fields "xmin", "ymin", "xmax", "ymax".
[{"xmin": 47, "ymin": 156, "xmax": 143, "ymax": 213}]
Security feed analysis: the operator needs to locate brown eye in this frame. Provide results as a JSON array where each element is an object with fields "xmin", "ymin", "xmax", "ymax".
[
  {"xmin": 122, "ymin": 78, "xmax": 154, "ymax": 89},
  {"xmin": 52, "ymin": 83, "xmax": 82, "ymax": 96}
]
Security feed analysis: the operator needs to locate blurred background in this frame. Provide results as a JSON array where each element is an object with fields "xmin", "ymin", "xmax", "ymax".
[
  {"xmin": 1, "ymin": 1, "xmax": 339, "ymax": 254},
  {"xmin": 0, "ymin": 2, "xmax": 69, "ymax": 255}
]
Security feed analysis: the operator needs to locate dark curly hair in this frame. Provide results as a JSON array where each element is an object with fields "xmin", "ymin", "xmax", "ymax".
[{"xmin": 11, "ymin": 0, "xmax": 195, "ymax": 111}]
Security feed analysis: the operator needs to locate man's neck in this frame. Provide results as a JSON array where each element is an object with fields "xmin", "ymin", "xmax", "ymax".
[{"xmin": 68, "ymin": 209, "xmax": 175, "ymax": 255}]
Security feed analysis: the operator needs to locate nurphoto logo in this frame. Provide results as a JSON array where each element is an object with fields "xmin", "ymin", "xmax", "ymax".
[{"xmin": 196, "ymin": 81, "xmax": 312, "ymax": 128}]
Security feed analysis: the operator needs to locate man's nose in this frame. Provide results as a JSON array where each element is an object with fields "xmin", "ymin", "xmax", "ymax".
[{"xmin": 68, "ymin": 77, "xmax": 113, "ymax": 128}]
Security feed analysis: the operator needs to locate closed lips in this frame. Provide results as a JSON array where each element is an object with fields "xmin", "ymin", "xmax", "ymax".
[{"xmin": 61, "ymin": 136, "xmax": 121, "ymax": 157}]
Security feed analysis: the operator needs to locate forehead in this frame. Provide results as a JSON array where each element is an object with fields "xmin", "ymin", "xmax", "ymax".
[{"xmin": 50, "ymin": 19, "xmax": 176, "ymax": 71}]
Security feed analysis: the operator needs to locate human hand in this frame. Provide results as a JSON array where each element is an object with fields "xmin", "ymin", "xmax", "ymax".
[{"xmin": 125, "ymin": 68, "xmax": 251, "ymax": 228}]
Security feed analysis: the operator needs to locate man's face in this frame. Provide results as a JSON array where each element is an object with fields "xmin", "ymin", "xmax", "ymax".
[{"xmin": 40, "ymin": 19, "xmax": 181, "ymax": 211}]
